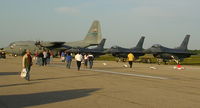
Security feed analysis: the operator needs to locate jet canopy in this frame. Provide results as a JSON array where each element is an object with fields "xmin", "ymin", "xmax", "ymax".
[
  {"xmin": 9, "ymin": 42, "xmax": 16, "ymax": 49},
  {"xmin": 152, "ymin": 44, "xmax": 162, "ymax": 48},
  {"xmin": 111, "ymin": 46, "xmax": 120, "ymax": 49}
]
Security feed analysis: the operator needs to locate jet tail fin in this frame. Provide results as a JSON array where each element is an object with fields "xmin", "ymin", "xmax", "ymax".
[
  {"xmin": 135, "ymin": 36, "xmax": 145, "ymax": 50},
  {"xmin": 94, "ymin": 39, "xmax": 106, "ymax": 50},
  {"xmin": 177, "ymin": 35, "xmax": 190, "ymax": 51},
  {"xmin": 83, "ymin": 20, "xmax": 102, "ymax": 45}
]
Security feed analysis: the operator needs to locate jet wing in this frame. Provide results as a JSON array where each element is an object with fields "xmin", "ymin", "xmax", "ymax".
[
  {"xmin": 49, "ymin": 42, "xmax": 66, "ymax": 47},
  {"xmin": 171, "ymin": 52, "xmax": 197, "ymax": 55}
]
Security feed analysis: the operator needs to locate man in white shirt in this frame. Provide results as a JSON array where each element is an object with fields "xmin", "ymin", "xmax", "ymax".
[
  {"xmin": 75, "ymin": 53, "xmax": 83, "ymax": 70},
  {"xmin": 42, "ymin": 50, "xmax": 47, "ymax": 66}
]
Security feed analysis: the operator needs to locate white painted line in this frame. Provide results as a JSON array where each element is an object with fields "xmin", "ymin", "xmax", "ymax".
[
  {"xmin": 185, "ymin": 67, "xmax": 200, "ymax": 70},
  {"xmin": 84, "ymin": 69, "xmax": 169, "ymax": 80},
  {"xmin": 49, "ymin": 64, "xmax": 169, "ymax": 80}
]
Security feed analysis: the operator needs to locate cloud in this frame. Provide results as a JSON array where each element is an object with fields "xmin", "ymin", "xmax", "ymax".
[{"xmin": 55, "ymin": 7, "xmax": 80, "ymax": 15}]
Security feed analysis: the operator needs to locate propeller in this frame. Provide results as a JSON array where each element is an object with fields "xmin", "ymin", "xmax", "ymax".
[{"xmin": 35, "ymin": 41, "xmax": 41, "ymax": 46}]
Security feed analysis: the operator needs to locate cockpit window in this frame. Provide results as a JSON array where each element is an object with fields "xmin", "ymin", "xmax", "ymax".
[
  {"xmin": 9, "ymin": 42, "xmax": 14, "ymax": 46},
  {"xmin": 111, "ymin": 46, "xmax": 119, "ymax": 49},
  {"xmin": 9, "ymin": 42, "xmax": 16, "ymax": 49}
]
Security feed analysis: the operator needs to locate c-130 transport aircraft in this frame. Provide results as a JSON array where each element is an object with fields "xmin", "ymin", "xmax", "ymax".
[{"xmin": 3, "ymin": 20, "xmax": 103, "ymax": 56}]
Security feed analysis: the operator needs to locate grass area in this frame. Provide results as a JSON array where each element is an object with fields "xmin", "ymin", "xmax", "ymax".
[
  {"xmin": 96, "ymin": 54, "xmax": 200, "ymax": 65},
  {"xmin": 95, "ymin": 54, "xmax": 116, "ymax": 61},
  {"xmin": 182, "ymin": 55, "xmax": 200, "ymax": 65}
]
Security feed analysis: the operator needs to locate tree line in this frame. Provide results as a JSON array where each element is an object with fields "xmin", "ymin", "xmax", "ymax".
[{"xmin": 189, "ymin": 50, "xmax": 200, "ymax": 55}]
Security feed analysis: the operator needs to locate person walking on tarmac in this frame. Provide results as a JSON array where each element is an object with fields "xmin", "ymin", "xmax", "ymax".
[
  {"xmin": 127, "ymin": 52, "xmax": 134, "ymax": 68},
  {"xmin": 75, "ymin": 52, "xmax": 83, "ymax": 71},
  {"xmin": 88, "ymin": 53, "xmax": 94, "ymax": 69},
  {"xmin": 66, "ymin": 52, "xmax": 72, "ymax": 69},
  {"xmin": 42, "ymin": 50, "xmax": 47, "ymax": 66},
  {"xmin": 22, "ymin": 50, "xmax": 33, "ymax": 81},
  {"xmin": 83, "ymin": 53, "xmax": 88, "ymax": 68}
]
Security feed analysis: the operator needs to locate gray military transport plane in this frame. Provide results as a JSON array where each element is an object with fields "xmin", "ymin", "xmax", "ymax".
[
  {"xmin": 3, "ymin": 41, "xmax": 41, "ymax": 56},
  {"xmin": 145, "ymin": 35, "xmax": 195, "ymax": 64},
  {"xmin": 107, "ymin": 36, "xmax": 145, "ymax": 60},
  {"xmin": 68, "ymin": 38, "xmax": 106, "ymax": 57},
  {"xmin": 3, "ymin": 20, "xmax": 103, "ymax": 56},
  {"xmin": 37, "ymin": 20, "xmax": 102, "ymax": 48}
]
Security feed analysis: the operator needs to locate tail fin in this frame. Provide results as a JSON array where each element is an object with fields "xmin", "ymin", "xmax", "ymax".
[
  {"xmin": 177, "ymin": 35, "xmax": 190, "ymax": 51},
  {"xmin": 94, "ymin": 39, "xmax": 106, "ymax": 50},
  {"xmin": 135, "ymin": 36, "xmax": 145, "ymax": 50},
  {"xmin": 84, "ymin": 20, "xmax": 102, "ymax": 45}
]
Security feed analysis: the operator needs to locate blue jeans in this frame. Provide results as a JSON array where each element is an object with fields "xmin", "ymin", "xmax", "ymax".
[
  {"xmin": 38, "ymin": 57, "xmax": 43, "ymax": 66},
  {"xmin": 25, "ymin": 66, "xmax": 31, "ymax": 81},
  {"xmin": 88, "ymin": 60, "xmax": 93, "ymax": 69},
  {"xmin": 66, "ymin": 60, "xmax": 72, "ymax": 69}
]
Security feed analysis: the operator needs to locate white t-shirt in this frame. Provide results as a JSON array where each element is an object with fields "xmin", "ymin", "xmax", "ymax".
[
  {"xmin": 43, "ymin": 51, "xmax": 47, "ymax": 58},
  {"xmin": 84, "ymin": 55, "xmax": 88, "ymax": 60},
  {"xmin": 75, "ymin": 54, "xmax": 83, "ymax": 61}
]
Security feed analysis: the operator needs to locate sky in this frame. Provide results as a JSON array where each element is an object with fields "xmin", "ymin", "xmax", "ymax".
[{"xmin": 0, "ymin": 0, "xmax": 200, "ymax": 49}]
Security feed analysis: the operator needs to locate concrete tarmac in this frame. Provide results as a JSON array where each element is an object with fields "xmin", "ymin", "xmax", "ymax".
[{"xmin": 0, "ymin": 57, "xmax": 200, "ymax": 108}]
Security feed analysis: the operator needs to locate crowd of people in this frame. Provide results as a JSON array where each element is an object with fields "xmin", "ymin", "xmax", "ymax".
[
  {"xmin": 34, "ymin": 50, "xmax": 53, "ymax": 66},
  {"xmin": 21, "ymin": 49, "xmax": 54, "ymax": 81},
  {"xmin": 21, "ymin": 49, "xmax": 134, "ymax": 81},
  {"xmin": 58, "ymin": 51, "xmax": 95, "ymax": 70}
]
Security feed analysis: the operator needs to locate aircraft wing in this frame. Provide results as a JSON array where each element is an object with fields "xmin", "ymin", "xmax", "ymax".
[
  {"xmin": 37, "ymin": 41, "xmax": 71, "ymax": 49},
  {"xmin": 49, "ymin": 42, "xmax": 66, "ymax": 47},
  {"xmin": 172, "ymin": 52, "xmax": 197, "ymax": 56}
]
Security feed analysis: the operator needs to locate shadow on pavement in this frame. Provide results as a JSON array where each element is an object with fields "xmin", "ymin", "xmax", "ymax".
[
  {"xmin": 31, "ymin": 74, "xmax": 101, "ymax": 81},
  {"xmin": 0, "ymin": 72, "xmax": 19, "ymax": 76},
  {"xmin": 0, "ymin": 82, "xmax": 40, "ymax": 88},
  {"xmin": 0, "ymin": 88, "xmax": 101, "ymax": 108}
]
